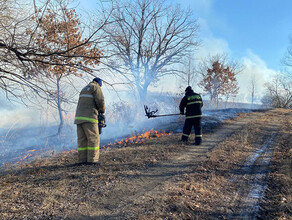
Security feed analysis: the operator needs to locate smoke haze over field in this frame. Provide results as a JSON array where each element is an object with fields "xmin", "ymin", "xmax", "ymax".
[
  {"xmin": 1, "ymin": 108, "xmax": 40, "ymax": 128},
  {"xmin": 1, "ymin": 0, "xmax": 289, "ymax": 166},
  {"xmin": 1, "ymin": 0, "xmax": 285, "ymax": 128}
]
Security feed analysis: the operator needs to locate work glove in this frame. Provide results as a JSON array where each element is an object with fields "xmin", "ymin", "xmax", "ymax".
[
  {"xmin": 98, "ymin": 113, "xmax": 105, "ymax": 124},
  {"xmin": 98, "ymin": 113, "xmax": 106, "ymax": 135}
]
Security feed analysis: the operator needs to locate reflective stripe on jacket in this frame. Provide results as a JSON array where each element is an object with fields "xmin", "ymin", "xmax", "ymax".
[
  {"xmin": 74, "ymin": 81, "xmax": 105, "ymax": 124},
  {"xmin": 179, "ymin": 91, "xmax": 203, "ymax": 117}
]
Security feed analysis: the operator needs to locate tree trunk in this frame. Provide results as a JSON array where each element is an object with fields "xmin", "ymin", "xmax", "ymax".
[
  {"xmin": 56, "ymin": 77, "xmax": 64, "ymax": 135},
  {"xmin": 137, "ymin": 86, "xmax": 148, "ymax": 103},
  {"xmin": 136, "ymin": 78, "xmax": 151, "ymax": 103}
]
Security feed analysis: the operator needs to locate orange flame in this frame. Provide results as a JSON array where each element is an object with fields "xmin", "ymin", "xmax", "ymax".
[
  {"xmin": 16, "ymin": 149, "xmax": 38, "ymax": 163},
  {"xmin": 17, "ymin": 152, "xmax": 33, "ymax": 163},
  {"xmin": 62, "ymin": 149, "xmax": 77, "ymax": 154},
  {"xmin": 103, "ymin": 129, "xmax": 172, "ymax": 148}
]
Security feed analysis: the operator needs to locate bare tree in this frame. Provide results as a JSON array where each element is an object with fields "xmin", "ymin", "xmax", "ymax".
[
  {"xmin": 197, "ymin": 54, "xmax": 243, "ymax": 106},
  {"xmin": 179, "ymin": 50, "xmax": 198, "ymax": 87},
  {"xmin": 249, "ymin": 73, "xmax": 256, "ymax": 108},
  {"xmin": 99, "ymin": 0, "xmax": 200, "ymax": 102},
  {"xmin": 282, "ymin": 35, "xmax": 292, "ymax": 79},
  {"xmin": 42, "ymin": 75, "xmax": 79, "ymax": 135},
  {"xmin": 269, "ymin": 34, "xmax": 292, "ymax": 108},
  {"xmin": 262, "ymin": 74, "xmax": 292, "ymax": 109}
]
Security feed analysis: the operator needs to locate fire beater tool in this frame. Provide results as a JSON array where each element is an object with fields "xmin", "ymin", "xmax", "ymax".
[{"xmin": 144, "ymin": 105, "xmax": 182, "ymax": 119}]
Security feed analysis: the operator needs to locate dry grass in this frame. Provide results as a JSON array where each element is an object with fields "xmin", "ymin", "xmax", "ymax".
[
  {"xmin": 0, "ymin": 133, "xmax": 184, "ymax": 219},
  {"xmin": 0, "ymin": 109, "xmax": 291, "ymax": 219},
  {"xmin": 258, "ymin": 110, "xmax": 292, "ymax": 219},
  {"xmin": 136, "ymin": 109, "xmax": 292, "ymax": 219}
]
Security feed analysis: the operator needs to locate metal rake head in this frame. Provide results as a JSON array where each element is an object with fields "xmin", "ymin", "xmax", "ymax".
[{"xmin": 144, "ymin": 105, "xmax": 158, "ymax": 118}]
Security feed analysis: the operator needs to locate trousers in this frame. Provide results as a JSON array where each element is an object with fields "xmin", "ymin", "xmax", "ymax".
[
  {"xmin": 77, "ymin": 122, "xmax": 100, "ymax": 163},
  {"xmin": 181, "ymin": 117, "xmax": 202, "ymax": 145}
]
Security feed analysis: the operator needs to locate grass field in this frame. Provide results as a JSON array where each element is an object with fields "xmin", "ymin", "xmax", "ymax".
[{"xmin": 0, "ymin": 108, "xmax": 291, "ymax": 219}]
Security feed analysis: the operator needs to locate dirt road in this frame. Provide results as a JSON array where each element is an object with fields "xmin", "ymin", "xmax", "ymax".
[{"xmin": 0, "ymin": 109, "xmax": 291, "ymax": 219}]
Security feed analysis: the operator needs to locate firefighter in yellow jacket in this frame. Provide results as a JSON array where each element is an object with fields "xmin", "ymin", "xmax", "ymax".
[{"xmin": 74, "ymin": 77, "xmax": 105, "ymax": 165}]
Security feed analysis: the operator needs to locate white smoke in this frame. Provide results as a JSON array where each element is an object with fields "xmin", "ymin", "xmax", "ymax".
[{"xmin": 237, "ymin": 50, "xmax": 278, "ymax": 103}]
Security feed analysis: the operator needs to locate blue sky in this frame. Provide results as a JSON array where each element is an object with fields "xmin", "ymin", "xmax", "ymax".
[
  {"xmin": 184, "ymin": 0, "xmax": 292, "ymax": 70},
  {"xmin": 175, "ymin": 0, "xmax": 292, "ymax": 102},
  {"xmin": 78, "ymin": 0, "xmax": 292, "ymax": 91},
  {"xmin": 79, "ymin": 0, "xmax": 292, "ymax": 70}
]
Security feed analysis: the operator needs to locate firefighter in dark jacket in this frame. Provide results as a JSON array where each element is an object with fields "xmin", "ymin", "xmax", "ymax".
[
  {"xmin": 74, "ymin": 77, "xmax": 105, "ymax": 164},
  {"xmin": 179, "ymin": 86, "xmax": 203, "ymax": 145}
]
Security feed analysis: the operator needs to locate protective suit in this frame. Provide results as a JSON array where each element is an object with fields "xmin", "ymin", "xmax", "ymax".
[
  {"xmin": 74, "ymin": 79, "xmax": 105, "ymax": 163},
  {"xmin": 179, "ymin": 86, "xmax": 203, "ymax": 145}
]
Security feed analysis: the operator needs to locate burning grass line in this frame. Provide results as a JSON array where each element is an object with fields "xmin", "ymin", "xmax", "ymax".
[
  {"xmin": 16, "ymin": 153, "xmax": 34, "ymax": 164},
  {"xmin": 102, "ymin": 129, "xmax": 173, "ymax": 149}
]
